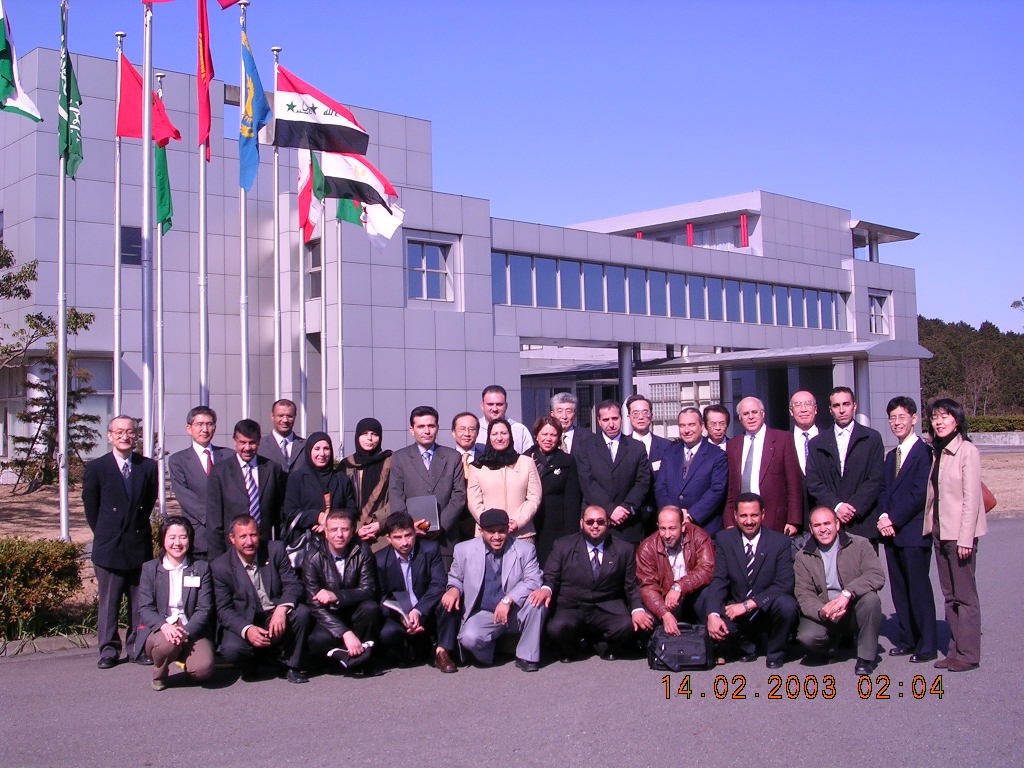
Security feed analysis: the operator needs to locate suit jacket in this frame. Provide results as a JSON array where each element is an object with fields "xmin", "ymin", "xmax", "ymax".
[
  {"xmin": 922, "ymin": 434, "xmax": 988, "ymax": 547},
  {"xmin": 565, "ymin": 426, "xmax": 600, "ymax": 456},
  {"xmin": 207, "ymin": 455, "xmax": 285, "ymax": 559},
  {"xmin": 634, "ymin": 433, "xmax": 672, "ymax": 524},
  {"xmin": 375, "ymin": 539, "xmax": 447, "ymax": 619},
  {"xmin": 525, "ymin": 447, "xmax": 582, "ymax": 566},
  {"xmin": 654, "ymin": 439, "xmax": 729, "ymax": 534},
  {"xmin": 878, "ymin": 438, "xmax": 932, "ymax": 549},
  {"xmin": 725, "ymin": 428, "xmax": 803, "ymax": 533},
  {"xmin": 542, "ymin": 532, "xmax": 642, "ymax": 612},
  {"xmin": 805, "ymin": 422, "xmax": 885, "ymax": 539},
  {"xmin": 793, "ymin": 531, "xmax": 885, "ymax": 620},
  {"xmin": 136, "ymin": 557, "xmax": 214, "ymax": 645},
  {"xmin": 703, "ymin": 526, "xmax": 795, "ymax": 615},
  {"xmin": 447, "ymin": 537, "xmax": 542, "ymax": 625},
  {"xmin": 168, "ymin": 444, "xmax": 231, "ymax": 555},
  {"xmin": 388, "ymin": 443, "xmax": 467, "ymax": 556},
  {"xmin": 258, "ymin": 433, "xmax": 307, "ymax": 472},
  {"xmin": 210, "ymin": 541, "xmax": 304, "ymax": 638},
  {"xmin": 82, "ymin": 451, "xmax": 158, "ymax": 570},
  {"xmin": 575, "ymin": 434, "xmax": 653, "ymax": 544}
]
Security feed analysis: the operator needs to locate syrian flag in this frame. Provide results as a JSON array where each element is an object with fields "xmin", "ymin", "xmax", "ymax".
[
  {"xmin": 115, "ymin": 52, "xmax": 181, "ymax": 146},
  {"xmin": 319, "ymin": 152, "xmax": 397, "ymax": 212},
  {"xmin": 272, "ymin": 65, "xmax": 368, "ymax": 155},
  {"xmin": 298, "ymin": 149, "xmax": 324, "ymax": 244}
]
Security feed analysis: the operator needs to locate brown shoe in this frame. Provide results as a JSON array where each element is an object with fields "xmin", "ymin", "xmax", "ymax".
[
  {"xmin": 946, "ymin": 659, "xmax": 979, "ymax": 672},
  {"xmin": 933, "ymin": 657, "xmax": 950, "ymax": 669},
  {"xmin": 434, "ymin": 648, "xmax": 458, "ymax": 674}
]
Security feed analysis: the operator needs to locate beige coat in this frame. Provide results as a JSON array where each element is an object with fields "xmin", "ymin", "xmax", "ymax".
[
  {"xmin": 466, "ymin": 455, "xmax": 542, "ymax": 537},
  {"xmin": 923, "ymin": 434, "xmax": 987, "ymax": 547}
]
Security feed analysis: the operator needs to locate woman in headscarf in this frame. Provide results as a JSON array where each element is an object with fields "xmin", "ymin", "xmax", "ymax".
[
  {"xmin": 524, "ymin": 414, "xmax": 581, "ymax": 566},
  {"xmin": 281, "ymin": 431, "xmax": 356, "ymax": 544},
  {"xmin": 341, "ymin": 417, "xmax": 393, "ymax": 551},
  {"xmin": 467, "ymin": 418, "xmax": 541, "ymax": 538}
]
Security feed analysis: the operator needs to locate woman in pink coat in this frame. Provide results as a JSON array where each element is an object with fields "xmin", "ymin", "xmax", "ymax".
[{"xmin": 467, "ymin": 418, "xmax": 542, "ymax": 538}]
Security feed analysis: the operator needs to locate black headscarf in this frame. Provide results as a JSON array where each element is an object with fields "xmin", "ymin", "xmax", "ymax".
[
  {"xmin": 341, "ymin": 417, "xmax": 392, "ymax": 502},
  {"xmin": 304, "ymin": 432, "xmax": 336, "ymax": 492},
  {"xmin": 473, "ymin": 418, "xmax": 520, "ymax": 470}
]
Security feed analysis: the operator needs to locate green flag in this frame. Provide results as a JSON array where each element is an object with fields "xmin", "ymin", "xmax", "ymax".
[
  {"xmin": 336, "ymin": 198, "xmax": 364, "ymax": 226},
  {"xmin": 57, "ymin": 1, "xmax": 82, "ymax": 179},
  {"xmin": 155, "ymin": 144, "xmax": 172, "ymax": 235},
  {"xmin": 0, "ymin": 0, "xmax": 42, "ymax": 121}
]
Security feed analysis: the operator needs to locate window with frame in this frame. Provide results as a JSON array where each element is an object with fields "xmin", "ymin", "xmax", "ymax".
[
  {"xmin": 407, "ymin": 238, "xmax": 453, "ymax": 301},
  {"xmin": 306, "ymin": 242, "xmax": 322, "ymax": 300},
  {"xmin": 121, "ymin": 225, "xmax": 142, "ymax": 266},
  {"xmin": 869, "ymin": 293, "xmax": 890, "ymax": 334}
]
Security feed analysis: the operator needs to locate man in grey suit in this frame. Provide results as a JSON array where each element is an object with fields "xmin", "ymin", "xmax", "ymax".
[
  {"xmin": 168, "ymin": 405, "xmax": 230, "ymax": 559},
  {"xmin": 257, "ymin": 398, "xmax": 306, "ymax": 473},
  {"xmin": 441, "ymin": 508, "xmax": 546, "ymax": 671},
  {"xmin": 389, "ymin": 405, "xmax": 467, "ymax": 566}
]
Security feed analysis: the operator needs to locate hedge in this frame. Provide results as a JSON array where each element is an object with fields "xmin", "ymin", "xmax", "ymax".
[
  {"xmin": 0, "ymin": 538, "xmax": 83, "ymax": 640},
  {"xmin": 968, "ymin": 415, "xmax": 1024, "ymax": 433}
]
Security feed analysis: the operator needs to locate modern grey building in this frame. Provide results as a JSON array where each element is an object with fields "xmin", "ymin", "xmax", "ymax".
[{"xmin": 0, "ymin": 48, "xmax": 927, "ymax": 473}]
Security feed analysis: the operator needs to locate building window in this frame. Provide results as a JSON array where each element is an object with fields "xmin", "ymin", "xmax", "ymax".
[
  {"xmin": 869, "ymin": 293, "xmax": 890, "ymax": 334},
  {"xmin": 650, "ymin": 382, "xmax": 681, "ymax": 424},
  {"xmin": 707, "ymin": 277, "xmax": 723, "ymax": 321},
  {"xmin": 406, "ymin": 238, "xmax": 453, "ymax": 301},
  {"xmin": 775, "ymin": 286, "xmax": 790, "ymax": 326},
  {"xmin": 0, "ymin": 209, "xmax": 5, "ymax": 241},
  {"xmin": 605, "ymin": 266, "xmax": 626, "ymax": 313},
  {"xmin": 758, "ymin": 283, "xmax": 774, "ymax": 325},
  {"xmin": 559, "ymin": 260, "xmax": 581, "ymax": 309},
  {"xmin": 583, "ymin": 263, "xmax": 604, "ymax": 311},
  {"xmin": 535, "ymin": 257, "xmax": 558, "ymax": 308},
  {"xmin": 509, "ymin": 254, "xmax": 532, "ymax": 305},
  {"xmin": 491, "ymin": 252, "xmax": 507, "ymax": 304},
  {"xmin": 306, "ymin": 243, "xmax": 322, "ymax": 300},
  {"xmin": 724, "ymin": 280, "xmax": 741, "ymax": 322},
  {"xmin": 121, "ymin": 225, "xmax": 142, "ymax": 266},
  {"xmin": 649, "ymin": 270, "xmax": 667, "ymax": 316},
  {"xmin": 741, "ymin": 281, "xmax": 758, "ymax": 323},
  {"xmin": 627, "ymin": 268, "xmax": 647, "ymax": 315},
  {"xmin": 670, "ymin": 274, "xmax": 688, "ymax": 318},
  {"xmin": 820, "ymin": 291, "xmax": 836, "ymax": 330},
  {"xmin": 791, "ymin": 288, "xmax": 805, "ymax": 327},
  {"xmin": 805, "ymin": 290, "xmax": 821, "ymax": 329}
]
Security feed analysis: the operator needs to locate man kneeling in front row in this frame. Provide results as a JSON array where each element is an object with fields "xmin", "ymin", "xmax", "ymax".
[{"xmin": 794, "ymin": 506, "xmax": 885, "ymax": 675}]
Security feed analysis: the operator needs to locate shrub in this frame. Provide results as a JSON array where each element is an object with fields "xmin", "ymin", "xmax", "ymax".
[
  {"xmin": 0, "ymin": 538, "xmax": 83, "ymax": 640},
  {"xmin": 969, "ymin": 415, "xmax": 1024, "ymax": 433}
]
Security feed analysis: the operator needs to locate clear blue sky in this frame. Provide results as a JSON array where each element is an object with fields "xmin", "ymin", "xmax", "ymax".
[{"xmin": 7, "ymin": 0, "xmax": 1022, "ymax": 332}]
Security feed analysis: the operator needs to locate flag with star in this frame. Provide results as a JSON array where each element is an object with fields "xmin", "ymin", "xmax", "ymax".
[{"xmin": 272, "ymin": 65, "xmax": 368, "ymax": 154}]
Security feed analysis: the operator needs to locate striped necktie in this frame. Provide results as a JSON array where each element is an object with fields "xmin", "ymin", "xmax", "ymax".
[{"xmin": 243, "ymin": 463, "xmax": 261, "ymax": 524}]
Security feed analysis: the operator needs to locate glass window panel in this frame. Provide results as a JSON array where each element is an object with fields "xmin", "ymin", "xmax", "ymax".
[
  {"xmin": 706, "ymin": 277, "xmax": 722, "ymax": 320},
  {"xmin": 627, "ymin": 268, "xmax": 647, "ymax": 315},
  {"xmin": 559, "ymin": 260, "xmax": 581, "ymax": 310},
  {"xmin": 791, "ymin": 287, "xmax": 805, "ymax": 327},
  {"xmin": 407, "ymin": 268, "xmax": 420, "ymax": 298},
  {"xmin": 535, "ymin": 257, "xmax": 558, "ymax": 308},
  {"xmin": 309, "ymin": 272, "xmax": 322, "ymax": 300},
  {"xmin": 310, "ymin": 248, "xmax": 322, "ymax": 269},
  {"xmin": 669, "ymin": 274, "xmax": 687, "ymax": 317},
  {"xmin": 121, "ymin": 226, "xmax": 142, "ymax": 266},
  {"xmin": 820, "ymin": 292, "xmax": 835, "ymax": 330},
  {"xmin": 583, "ymin": 263, "xmax": 604, "ymax": 311},
  {"xmin": 406, "ymin": 241, "xmax": 422, "ymax": 269},
  {"xmin": 758, "ymin": 284, "xmax": 774, "ymax": 325},
  {"xmin": 491, "ymin": 252, "xmax": 507, "ymax": 304},
  {"xmin": 687, "ymin": 275, "xmax": 705, "ymax": 319},
  {"xmin": 606, "ymin": 266, "xmax": 626, "ymax": 313},
  {"xmin": 425, "ymin": 244, "xmax": 444, "ymax": 270},
  {"xmin": 427, "ymin": 271, "xmax": 444, "ymax": 300},
  {"xmin": 741, "ymin": 281, "xmax": 757, "ymax": 323},
  {"xmin": 725, "ymin": 279, "xmax": 741, "ymax": 322},
  {"xmin": 509, "ymin": 254, "xmax": 533, "ymax": 306},
  {"xmin": 649, "ymin": 271, "xmax": 667, "ymax": 316},
  {"xmin": 806, "ymin": 289, "xmax": 820, "ymax": 328},
  {"xmin": 775, "ymin": 286, "xmax": 790, "ymax": 326}
]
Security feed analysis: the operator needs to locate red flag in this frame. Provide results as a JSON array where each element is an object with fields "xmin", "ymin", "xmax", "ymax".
[
  {"xmin": 216, "ymin": 1, "xmax": 241, "ymax": 8},
  {"xmin": 115, "ymin": 53, "xmax": 181, "ymax": 147},
  {"xmin": 197, "ymin": 0, "xmax": 214, "ymax": 160}
]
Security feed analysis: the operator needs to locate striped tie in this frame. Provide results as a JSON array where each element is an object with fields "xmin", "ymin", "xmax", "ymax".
[
  {"xmin": 895, "ymin": 446, "xmax": 903, "ymax": 477},
  {"xmin": 243, "ymin": 463, "xmax": 261, "ymax": 524},
  {"xmin": 744, "ymin": 542, "xmax": 758, "ymax": 618}
]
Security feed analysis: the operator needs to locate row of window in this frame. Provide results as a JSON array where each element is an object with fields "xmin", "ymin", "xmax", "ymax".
[{"xmin": 490, "ymin": 252, "xmax": 840, "ymax": 329}]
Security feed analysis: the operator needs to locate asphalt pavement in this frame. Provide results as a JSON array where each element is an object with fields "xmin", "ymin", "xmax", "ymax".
[{"xmin": 2, "ymin": 518, "xmax": 1022, "ymax": 768}]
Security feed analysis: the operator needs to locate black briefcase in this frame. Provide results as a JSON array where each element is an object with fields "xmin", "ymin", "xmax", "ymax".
[{"xmin": 647, "ymin": 624, "xmax": 713, "ymax": 671}]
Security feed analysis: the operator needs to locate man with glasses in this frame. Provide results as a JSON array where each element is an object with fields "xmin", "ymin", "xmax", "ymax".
[
  {"xmin": 529, "ymin": 505, "xmax": 653, "ymax": 662},
  {"xmin": 626, "ymin": 394, "xmax": 671, "ymax": 532},
  {"xmin": 168, "ymin": 406, "xmax": 230, "ymax": 560},
  {"xmin": 83, "ymin": 415, "xmax": 158, "ymax": 668}
]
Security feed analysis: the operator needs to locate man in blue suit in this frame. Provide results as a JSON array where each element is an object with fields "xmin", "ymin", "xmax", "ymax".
[
  {"xmin": 877, "ymin": 396, "xmax": 937, "ymax": 663},
  {"xmin": 655, "ymin": 407, "xmax": 729, "ymax": 534}
]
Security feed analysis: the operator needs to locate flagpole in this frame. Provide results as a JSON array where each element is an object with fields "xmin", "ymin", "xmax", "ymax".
[
  {"xmin": 335, "ymin": 218, "xmax": 345, "ymax": 453},
  {"xmin": 113, "ymin": 31, "xmax": 126, "ymax": 414},
  {"xmin": 154, "ymin": 71, "xmax": 167, "ymax": 517},
  {"xmin": 197, "ymin": 2, "xmax": 210, "ymax": 407},
  {"xmin": 56, "ymin": 5, "xmax": 71, "ymax": 543},
  {"xmin": 271, "ymin": 46, "xmax": 282, "ymax": 402},
  {"xmin": 319, "ymin": 206, "xmax": 327, "ymax": 433},
  {"xmin": 298, "ymin": 160, "xmax": 308, "ymax": 437},
  {"xmin": 237, "ymin": 0, "xmax": 251, "ymax": 418},
  {"xmin": 140, "ymin": 2, "xmax": 155, "ymax": 457}
]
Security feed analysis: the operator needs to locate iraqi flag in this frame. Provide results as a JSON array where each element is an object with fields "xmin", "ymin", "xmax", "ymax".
[
  {"xmin": 319, "ymin": 152, "xmax": 397, "ymax": 213},
  {"xmin": 272, "ymin": 65, "xmax": 368, "ymax": 155}
]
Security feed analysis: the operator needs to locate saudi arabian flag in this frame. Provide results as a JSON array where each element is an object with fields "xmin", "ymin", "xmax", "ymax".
[
  {"xmin": 155, "ymin": 144, "xmax": 173, "ymax": 234},
  {"xmin": 57, "ymin": 1, "xmax": 83, "ymax": 178},
  {"xmin": 337, "ymin": 198, "xmax": 363, "ymax": 226},
  {"xmin": 0, "ymin": 0, "xmax": 42, "ymax": 122}
]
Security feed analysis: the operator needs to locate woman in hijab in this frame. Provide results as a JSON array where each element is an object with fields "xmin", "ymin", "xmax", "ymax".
[
  {"xmin": 524, "ymin": 414, "xmax": 581, "ymax": 566},
  {"xmin": 281, "ymin": 431, "xmax": 356, "ymax": 544},
  {"xmin": 341, "ymin": 417, "xmax": 393, "ymax": 551},
  {"xmin": 467, "ymin": 417, "xmax": 541, "ymax": 538}
]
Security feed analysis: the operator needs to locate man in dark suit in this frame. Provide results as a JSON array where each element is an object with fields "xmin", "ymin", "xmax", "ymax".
[
  {"xmin": 655, "ymin": 407, "xmax": 729, "ymax": 534},
  {"xmin": 877, "ymin": 396, "xmax": 937, "ymax": 662},
  {"xmin": 257, "ymin": 398, "xmax": 306, "ymax": 473},
  {"xmin": 168, "ymin": 405, "xmax": 231, "ymax": 559},
  {"xmin": 389, "ymin": 405, "xmax": 467, "ymax": 566},
  {"xmin": 626, "ymin": 394, "xmax": 671, "ymax": 532},
  {"xmin": 210, "ymin": 514, "xmax": 312, "ymax": 683},
  {"xmin": 576, "ymin": 400, "xmax": 652, "ymax": 545},
  {"xmin": 703, "ymin": 492, "xmax": 798, "ymax": 669},
  {"xmin": 703, "ymin": 404, "xmax": 730, "ymax": 451},
  {"xmin": 529, "ymin": 505, "xmax": 654, "ymax": 661},
  {"xmin": 83, "ymin": 415, "xmax": 158, "ymax": 668},
  {"xmin": 725, "ymin": 397, "xmax": 803, "ymax": 535},
  {"xmin": 805, "ymin": 387, "xmax": 885, "ymax": 544},
  {"xmin": 376, "ymin": 512, "xmax": 460, "ymax": 673},
  {"xmin": 207, "ymin": 419, "xmax": 285, "ymax": 559},
  {"xmin": 549, "ymin": 391, "xmax": 599, "ymax": 456}
]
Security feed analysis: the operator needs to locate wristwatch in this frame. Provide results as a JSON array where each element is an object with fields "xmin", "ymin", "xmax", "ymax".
[
  {"xmin": 670, "ymin": 584, "xmax": 682, "ymax": 593},
  {"xmin": 841, "ymin": 589, "xmax": 853, "ymax": 599},
  {"xmin": 500, "ymin": 597, "xmax": 512, "ymax": 606}
]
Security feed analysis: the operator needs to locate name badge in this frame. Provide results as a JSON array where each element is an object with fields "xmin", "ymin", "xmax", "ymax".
[
  {"xmin": 183, "ymin": 575, "xmax": 201, "ymax": 588},
  {"xmin": 651, "ymin": 460, "xmax": 662, "ymax": 472}
]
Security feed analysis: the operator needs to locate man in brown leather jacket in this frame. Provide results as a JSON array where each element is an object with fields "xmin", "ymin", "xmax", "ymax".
[{"xmin": 635, "ymin": 506, "xmax": 715, "ymax": 635}]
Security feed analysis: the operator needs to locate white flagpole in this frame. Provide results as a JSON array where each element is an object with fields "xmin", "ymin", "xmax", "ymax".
[
  {"xmin": 113, "ymin": 31, "xmax": 126, "ymax": 414},
  {"xmin": 237, "ymin": 0, "xmax": 251, "ymax": 418},
  {"xmin": 197, "ymin": 10, "xmax": 210, "ymax": 406},
  {"xmin": 319, "ymin": 207, "xmax": 327, "ymax": 433},
  {"xmin": 141, "ymin": 2, "xmax": 155, "ymax": 456},
  {"xmin": 335, "ymin": 218, "xmax": 345, "ymax": 453},
  {"xmin": 298, "ymin": 156, "xmax": 308, "ymax": 436},
  {"xmin": 56, "ymin": 6, "xmax": 71, "ymax": 542},
  {"xmin": 271, "ymin": 46, "xmax": 282, "ymax": 402},
  {"xmin": 155, "ymin": 71, "xmax": 167, "ymax": 517}
]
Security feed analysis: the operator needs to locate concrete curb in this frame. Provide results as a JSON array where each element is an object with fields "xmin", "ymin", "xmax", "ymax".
[{"xmin": 0, "ymin": 633, "xmax": 96, "ymax": 659}]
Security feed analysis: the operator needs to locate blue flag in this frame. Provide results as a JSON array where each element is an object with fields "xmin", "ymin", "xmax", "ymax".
[{"xmin": 239, "ymin": 28, "xmax": 271, "ymax": 190}]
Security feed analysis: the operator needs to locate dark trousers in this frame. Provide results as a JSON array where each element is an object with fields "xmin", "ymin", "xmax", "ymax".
[
  {"xmin": 378, "ymin": 602, "xmax": 460, "ymax": 658},
  {"xmin": 935, "ymin": 538, "xmax": 981, "ymax": 664},
  {"xmin": 547, "ymin": 602, "xmax": 634, "ymax": 655},
  {"xmin": 94, "ymin": 564, "xmax": 142, "ymax": 661},
  {"xmin": 219, "ymin": 603, "xmax": 312, "ymax": 671},
  {"xmin": 715, "ymin": 594, "xmax": 798, "ymax": 663},
  {"xmin": 308, "ymin": 600, "xmax": 381, "ymax": 658},
  {"xmin": 797, "ymin": 591, "xmax": 882, "ymax": 661},
  {"xmin": 884, "ymin": 543, "xmax": 937, "ymax": 655}
]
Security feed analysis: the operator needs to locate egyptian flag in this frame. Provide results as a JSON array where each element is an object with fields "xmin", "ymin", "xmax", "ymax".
[
  {"xmin": 273, "ymin": 65, "xmax": 368, "ymax": 154},
  {"xmin": 319, "ymin": 152, "xmax": 397, "ymax": 213}
]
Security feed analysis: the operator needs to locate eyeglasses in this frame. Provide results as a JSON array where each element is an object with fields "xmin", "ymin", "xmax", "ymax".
[
  {"xmin": 887, "ymin": 415, "xmax": 912, "ymax": 423},
  {"xmin": 454, "ymin": 427, "xmax": 479, "ymax": 434},
  {"xmin": 629, "ymin": 409, "xmax": 651, "ymax": 417},
  {"xmin": 790, "ymin": 401, "xmax": 815, "ymax": 409},
  {"xmin": 191, "ymin": 421, "xmax": 215, "ymax": 429},
  {"xmin": 582, "ymin": 519, "xmax": 608, "ymax": 527},
  {"xmin": 110, "ymin": 429, "xmax": 136, "ymax": 437}
]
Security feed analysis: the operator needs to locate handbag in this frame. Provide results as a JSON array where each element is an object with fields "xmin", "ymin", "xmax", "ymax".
[
  {"xmin": 981, "ymin": 481, "xmax": 997, "ymax": 514},
  {"xmin": 284, "ymin": 514, "xmax": 312, "ymax": 570},
  {"xmin": 647, "ymin": 623, "xmax": 713, "ymax": 671}
]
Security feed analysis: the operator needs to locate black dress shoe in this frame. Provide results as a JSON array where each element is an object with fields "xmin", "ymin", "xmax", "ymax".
[
  {"xmin": 765, "ymin": 658, "xmax": 784, "ymax": 670},
  {"xmin": 739, "ymin": 654, "xmax": 758, "ymax": 663},
  {"xmin": 910, "ymin": 652, "xmax": 937, "ymax": 663},
  {"xmin": 854, "ymin": 658, "xmax": 876, "ymax": 675},
  {"xmin": 888, "ymin": 647, "xmax": 913, "ymax": 657},
  {"xmin": 97, "ymin": 656, "xmax": 118, "ymax": 670},
  {"xmin": 286, "ymin": 669, "xmax": 309, "ymax": 684},
  {"xmin": 514, "ymin": 657, "xmax": 540, "ymax": 672},
  {"xmin": 133, "ymin": 657, "xmax": 154, "ymax": 666}
]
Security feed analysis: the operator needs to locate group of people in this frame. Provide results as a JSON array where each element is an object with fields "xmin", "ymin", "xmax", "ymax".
[{"xmin": 81, "ymin": 384, "xmax": 987, "ymax": 690}]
